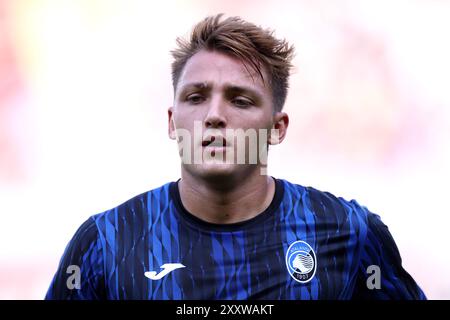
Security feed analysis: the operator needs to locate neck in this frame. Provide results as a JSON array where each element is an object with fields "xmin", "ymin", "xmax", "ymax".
[{"xmin": 178, "ymin": 168, "xmax": 275, "ymax": 224}]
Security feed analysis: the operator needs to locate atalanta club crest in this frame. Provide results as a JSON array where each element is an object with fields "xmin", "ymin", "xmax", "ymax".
[{"xmin": 286, "ymin": 240, "xmax": 317, "ymax": 284}]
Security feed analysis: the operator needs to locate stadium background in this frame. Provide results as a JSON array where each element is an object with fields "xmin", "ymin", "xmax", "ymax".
[{"xmin": 1, "ymin": 0, "xmax": 449, "ymax": 299}]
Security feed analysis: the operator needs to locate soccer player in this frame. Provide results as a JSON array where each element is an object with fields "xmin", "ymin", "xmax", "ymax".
[{"xmin": 45, "ymin": 14, "xmax": 426, "ymax": 300}]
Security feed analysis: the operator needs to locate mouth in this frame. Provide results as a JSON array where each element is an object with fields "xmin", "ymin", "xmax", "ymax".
[
  {"xmin": 202, "ymin": 135, "xmax": 228, "ymax": 148},
  {"xmin": 202, "ymin": 135, "xmax": 229, "ymax": 156}
]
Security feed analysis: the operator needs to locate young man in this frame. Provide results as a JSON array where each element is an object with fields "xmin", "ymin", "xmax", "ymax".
[{"xmin": 46, "ymin": 14, "xmax": 426, "ymax": 300}]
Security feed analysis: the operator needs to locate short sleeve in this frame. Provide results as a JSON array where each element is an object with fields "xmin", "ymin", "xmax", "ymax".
[
  {"xmin": 45, "ymin": 217, "xmax": 105, "ymax": 300},
  {"xmin": 351, "ymin": 211, "xmax": 426, "ymax": 300}
]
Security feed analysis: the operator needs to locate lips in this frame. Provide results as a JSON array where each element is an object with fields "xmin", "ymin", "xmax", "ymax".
[{"xmin": 202, "ymin": 135, "xmax": 227, "ymax": 147}]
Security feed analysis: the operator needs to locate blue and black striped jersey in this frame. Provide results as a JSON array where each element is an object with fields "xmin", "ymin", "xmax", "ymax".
[{"xmin": 45, "ymin": 178, "xmax": 426, "ymax": 300}]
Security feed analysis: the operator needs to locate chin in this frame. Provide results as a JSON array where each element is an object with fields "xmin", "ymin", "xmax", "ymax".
[{"xmin": 183, "ymin": 162, "xmax": 242, "ymax": 181}]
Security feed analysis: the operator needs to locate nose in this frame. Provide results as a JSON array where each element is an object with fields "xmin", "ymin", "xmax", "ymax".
[{"xmin": 204, "ymin": 97, "xmax": 227, "ymax": 129}]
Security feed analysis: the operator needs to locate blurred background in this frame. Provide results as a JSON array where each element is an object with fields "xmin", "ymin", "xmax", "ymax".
[{"xmin": 1, "ymin": 0, "xmax": 449, "ymax": 299}]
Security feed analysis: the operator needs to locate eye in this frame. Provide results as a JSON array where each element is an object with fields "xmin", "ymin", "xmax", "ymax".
[
  {"xmin": 232, "ymin": 97, "xmax": 253, "ymax": 108},
  {"xmin": 186, "ymin": 94, "xmax": 205, "ymax": 105}
]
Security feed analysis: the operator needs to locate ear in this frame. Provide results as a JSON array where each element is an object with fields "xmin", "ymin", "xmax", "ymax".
[
  {"xmin": 168, "ymin": 107, "xmax": 177, "ymax": 140},
  {"xmin": 269, "ymin": 112, "xmax": 289, "ymax": 145}
]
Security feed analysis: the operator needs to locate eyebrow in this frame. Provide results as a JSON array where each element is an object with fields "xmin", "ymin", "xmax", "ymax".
[
  {"xmin": 178, "ymin": 82, "xmax": 263, "ymax": 100},
  {"xmin": 181, "ymin": 82, "xmax": 209, "ymax": 91}
]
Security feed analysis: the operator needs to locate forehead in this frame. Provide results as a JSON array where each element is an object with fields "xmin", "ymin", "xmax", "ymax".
[{"xmin": 177, "ymin": 50, "xmax": 269, "ymax": 93}]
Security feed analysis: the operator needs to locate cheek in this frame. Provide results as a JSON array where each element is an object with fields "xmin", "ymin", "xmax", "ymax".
[
  {"xmin": 237, "ymin": 114, "xmax": 273, "ymax": 131},
  {"xmin": 172, "ymin": 113, "xmax": 201, "ymax": 139},
  {"xmin": 174, "ymin": 107, "xmax": 205, "ymax": 127},
  {"xmin": 172, "ymin": 111, "xmax": 191, "ymax": 129}
]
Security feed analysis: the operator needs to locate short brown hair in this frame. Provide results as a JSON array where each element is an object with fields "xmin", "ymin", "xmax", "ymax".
[{"xmin": 171, "ymin": 14, "xmax": 295, "ymax": 112}]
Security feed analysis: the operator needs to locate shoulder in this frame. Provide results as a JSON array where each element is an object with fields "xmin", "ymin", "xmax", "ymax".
[
  {"xmin": 90, "ymin": 181, "xmax": 175, "ymax": 231},
  {"xmin": 279, "ymin": 178, "xmax": 374, "ymax": 233}
]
